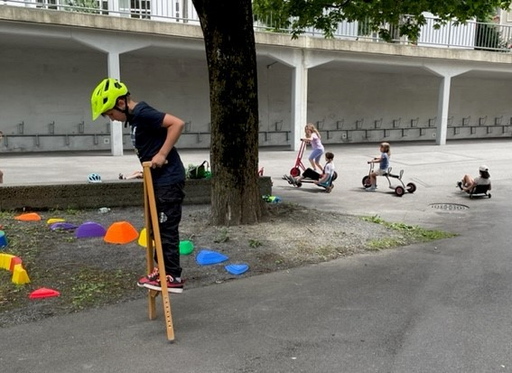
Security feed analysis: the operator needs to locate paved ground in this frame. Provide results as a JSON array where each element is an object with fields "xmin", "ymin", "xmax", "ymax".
[
  {"xmin": 1, "ymin": 139, "xmax": 512, "ymax": 372},
  {"xmin": 1, "ymin": 139, "xmax": 509, "ymax": 229}
]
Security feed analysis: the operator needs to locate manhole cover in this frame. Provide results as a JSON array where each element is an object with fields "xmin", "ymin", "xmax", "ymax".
[{"xmin": 429, "ymin": 203, "xmax": 469, "ymax": 211}]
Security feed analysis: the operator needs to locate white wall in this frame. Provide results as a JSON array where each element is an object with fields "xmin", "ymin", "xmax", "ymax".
[
  {"xmin": 120, "ymin": 53, "xmax": 210, "ymax": 130},
  {"xmin": 0, "ymin": 46, "xmax": 105, "ymax": 136},
  {"xmin": 2, "ymin": 41, "xmax": 512, "ymax": 152},
  {"xmin": 307, "ymin": 69, "xmax": 440, "ymax": 128}
]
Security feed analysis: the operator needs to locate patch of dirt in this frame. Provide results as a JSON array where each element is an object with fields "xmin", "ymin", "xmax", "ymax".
[{"xmin": 0, "ymin": 203, "xmax": 412, "ymax": 327}]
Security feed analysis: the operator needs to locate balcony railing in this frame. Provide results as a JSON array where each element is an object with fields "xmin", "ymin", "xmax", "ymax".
[{"xmin": 3, "ymin": 0, "xmax": 512, "ymax": 52}]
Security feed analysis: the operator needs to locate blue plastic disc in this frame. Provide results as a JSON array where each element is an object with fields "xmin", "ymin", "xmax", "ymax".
[
  {"xmin": 196, "ymin": 249, "xmax": 229, "ymax": 265},
  {"xmin": 225, "ymin": 263, "xmax": 249, "ymax": 275}
]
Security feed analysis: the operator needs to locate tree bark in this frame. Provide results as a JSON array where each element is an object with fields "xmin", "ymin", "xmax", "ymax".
[{"xmin": 192, "ymin": 0, "xmax": 263, "ymax": 226}]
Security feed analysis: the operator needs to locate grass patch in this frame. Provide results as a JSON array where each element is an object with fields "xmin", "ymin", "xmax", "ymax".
[
  {"xmin": 71, "ymin": 269, "xmax": 126, "ymax": 309},
  {"xmin": 213, "ymin": 227, "xmax": 230, "ymax": 243},
  {"xmin": 249, "ymin": 239, "xmax": 262, "ymax": 248},
  {"xmin": 361, "ymin": 215, "xmax": 457, "ymax": 251}
]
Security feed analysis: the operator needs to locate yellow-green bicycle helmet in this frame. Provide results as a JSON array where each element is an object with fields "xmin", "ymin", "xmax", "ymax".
[{"xmin": 90, "ymin": 78, "xmax": 129, "ymax": 120}]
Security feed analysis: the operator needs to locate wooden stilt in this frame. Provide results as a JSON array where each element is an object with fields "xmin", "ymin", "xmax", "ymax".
[{"xmin": 142, "ymin": 161, "xmax": 175, "ymax": 342}]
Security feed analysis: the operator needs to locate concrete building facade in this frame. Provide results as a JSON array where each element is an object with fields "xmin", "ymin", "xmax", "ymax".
[{"xmin": 1, "ymin": 4, "xmax": 512, "ymax": 155}]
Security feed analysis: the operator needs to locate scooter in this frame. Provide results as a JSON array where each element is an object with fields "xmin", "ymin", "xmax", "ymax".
[
  {"xmin": 283, "ymin": 167, "xmax": 338, "ymax": 192},
  {"xmin": 362, "ymin": 161, "xmax": 416, "ymax": 197},
  {"xmin": 285, "ymin": 140, "xmax": 337, "ymax": 192},
  {"xmin": 289, "ymin": 140, "xmax": 307, "ymax": 177}
]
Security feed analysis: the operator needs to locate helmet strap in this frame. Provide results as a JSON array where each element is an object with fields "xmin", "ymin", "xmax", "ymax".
[{"xmin": 122, "ymin": 96, "xmax": 133, "ymax": 128}]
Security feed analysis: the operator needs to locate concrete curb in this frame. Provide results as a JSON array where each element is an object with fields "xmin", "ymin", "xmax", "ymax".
[{"xmin": 0, "ymin": 177, "xmax": 273, "ymax": 210}]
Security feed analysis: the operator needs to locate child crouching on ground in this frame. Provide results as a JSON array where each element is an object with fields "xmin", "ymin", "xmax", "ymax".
[{"xmin": 315, "ymin": 152, "xmax": 335, "ymax": 193}]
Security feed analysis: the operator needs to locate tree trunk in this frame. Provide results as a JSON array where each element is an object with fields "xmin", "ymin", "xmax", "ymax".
[{"xmin": 192, "ymin": 0, "xmax": 263, "ymax": 226}]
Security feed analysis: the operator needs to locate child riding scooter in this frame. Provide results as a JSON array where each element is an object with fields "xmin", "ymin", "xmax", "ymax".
[{"xmin": 284, "ymin": 152, "xmax": 337, "ymax": 193}]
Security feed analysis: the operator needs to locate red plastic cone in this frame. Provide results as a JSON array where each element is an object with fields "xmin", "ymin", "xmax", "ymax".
[{"xmin": 29, "ymin": 288, "xmax": 60, "ymax": 299}]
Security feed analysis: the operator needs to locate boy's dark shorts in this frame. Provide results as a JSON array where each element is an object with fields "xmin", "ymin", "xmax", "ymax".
[{"xmin": 303, "ymin": 168, "xmax": 321, "ymax": 180}]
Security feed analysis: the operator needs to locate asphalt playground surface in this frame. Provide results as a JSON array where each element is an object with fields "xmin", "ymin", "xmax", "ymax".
[{"xmin": 2, "ymin": 139, "xmax": 512, "ymax": 373}]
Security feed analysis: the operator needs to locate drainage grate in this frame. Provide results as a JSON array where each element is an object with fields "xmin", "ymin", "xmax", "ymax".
[{"xmin": 429, "ymin": 203, "xmax": 469, "ymax": 211}]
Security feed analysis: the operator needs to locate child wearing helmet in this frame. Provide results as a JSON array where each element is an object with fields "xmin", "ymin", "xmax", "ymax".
[{"xmin": 91, "ymin": 77, "xmax": 186, "ymax": 293}]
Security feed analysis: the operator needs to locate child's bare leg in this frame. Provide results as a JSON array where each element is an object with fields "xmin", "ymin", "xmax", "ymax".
[
  {"xmin": 293, "ymin": 175, "xmax": 304, "ymax": 186},
  {"xmin": 369, "ymin": 172, "xmax": 376, "ymax": 186},
  {"xmin": 365, "ymin": 172, "xmax": 377, "ymax": 191},
  {"xmin": 315, "ymin": 161, "xmax": 323, "ymax": 173},
  {"xmin": 366, "ymin": 173, "xmax": 372, "ymax": 186},
  {"xmin": 125, "ymin": 171, "xmax": 141, "ymax": 180},
  {"xmin": 309, "ymin": 159, "xmax": 316, "ymax": 170},
  {"xmin": 462, "ymin": 174, "xmax": 473, "ymax": 188}
]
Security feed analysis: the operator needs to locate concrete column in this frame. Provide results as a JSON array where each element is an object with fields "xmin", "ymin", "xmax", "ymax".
[
  {"xmin": 73, "ymin": 33, "xmax": 149, "ymax": 156},
  {"xmin": 290, "ymin": 51, "xmax": 334, "ymax": 151},
  {"xmin": 265, "ymin": 50, "xmax": 332, "ymax": 152},
  {"xmin": 436, "ymin": 76, "xmax": 451, "ymax": 145},
  {"xmin": 423, "ymin": 64, "xmax": 470, "ymax": 145},
  {"xmin": 264, "ymin": 49, "xmax": 307, "ymax": 152},
  {"xmin": 107, "ymin": 52, "xmax": 124, "ymax": 156},
  {"xmin": 291, "ymin": 62, "xmax": 308, "ymax": 151}
]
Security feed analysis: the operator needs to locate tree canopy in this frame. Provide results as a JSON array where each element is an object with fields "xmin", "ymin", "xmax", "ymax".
[{"xmin": 253, "ymin": 0, "xmax": 512, "ymax": 41}]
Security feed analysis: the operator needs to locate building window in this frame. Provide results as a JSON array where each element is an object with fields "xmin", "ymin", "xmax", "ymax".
[
  {"xmin": 131, "ymin": 0, "xmax": 150, "ymax": 19},
  {"xmin": 97, "ymin": 0, "xmax": 108, "ymax": 15},
  {"xmin": 36, "ymin": 0, "xmax": 58, "ymax": 10}
]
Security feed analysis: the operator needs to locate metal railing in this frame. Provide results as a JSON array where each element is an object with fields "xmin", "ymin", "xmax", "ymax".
[{"xmin": 3, "ymin": 0, "xmax": 512, "ymax": 52}]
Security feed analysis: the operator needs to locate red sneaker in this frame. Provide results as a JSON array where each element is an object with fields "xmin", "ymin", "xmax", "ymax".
[
  {"xmin": 136, "ymin": 267, "xmax": 159, "ymax": 288},
  {"xmin": 141, "ymin": 273, "xmax": 184, "ymax": 294}
]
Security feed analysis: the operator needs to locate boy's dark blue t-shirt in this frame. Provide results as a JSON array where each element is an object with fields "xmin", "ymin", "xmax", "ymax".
[{"xmin": 130, "ymin": 101, "xmax": 185, "ymax": 186}]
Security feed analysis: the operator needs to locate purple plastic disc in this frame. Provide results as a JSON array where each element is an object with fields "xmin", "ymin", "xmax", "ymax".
[{"xmin": 75, "ymin": 222, "xmax": 106, "ymax": 238}]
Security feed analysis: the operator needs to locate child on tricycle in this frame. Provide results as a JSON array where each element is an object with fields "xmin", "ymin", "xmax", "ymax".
[
  {"xmin": 361, "ymin": 142, "xmax": 416, "ymax": 197},
  {"xmin": 365, "ymin": 142, "xmax": 390, "ymax": 192}
]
